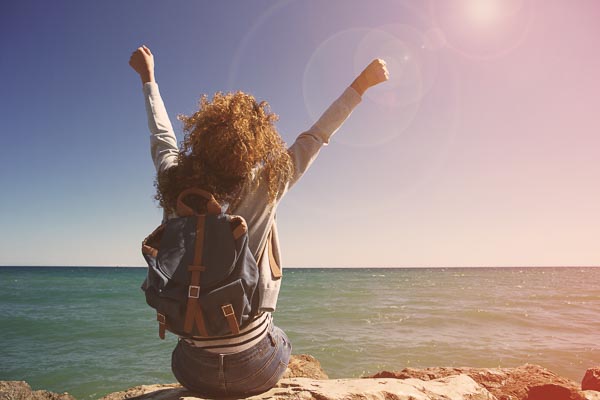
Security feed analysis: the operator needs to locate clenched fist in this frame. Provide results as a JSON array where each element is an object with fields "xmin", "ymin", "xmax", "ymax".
[
  {"xmin": 351, "ymin": 59, "xmax": 390, "ymax": 96},
  {"xmin": 129, "ymin": 45, "xmax": 155, "ymax": 85}
]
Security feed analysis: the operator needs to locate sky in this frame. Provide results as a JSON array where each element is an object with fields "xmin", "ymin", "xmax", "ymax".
[{"xmin": 1, "ymin": 0, "xmax": 598, "ymax": 267}]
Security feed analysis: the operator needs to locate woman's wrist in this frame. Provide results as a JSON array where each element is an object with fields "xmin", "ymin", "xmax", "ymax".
[
  {"xmin": 350, "ymin": 74, "xmax": 368, "ymax": 96},
  {"xmin": 351, "ymin": 59, "xmax": 389, "ymax": 95},
  {"xmin": 140, "ymin": 71, "xmax": 155, "ymax": 85}
]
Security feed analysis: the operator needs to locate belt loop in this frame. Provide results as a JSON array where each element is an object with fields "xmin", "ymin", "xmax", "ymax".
[
  {"xmin": 218, "ymin": 354, "xmax": 226, "ymax": 392},
  {"xmin": 218, "ymin": 354, "xmax": 225, "ymax": 379}
]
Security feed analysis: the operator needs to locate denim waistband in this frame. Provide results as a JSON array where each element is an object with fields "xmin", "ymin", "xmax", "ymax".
[{"xmin": 171, "ymin": 325, "xmax": 292, "ymax": 397}]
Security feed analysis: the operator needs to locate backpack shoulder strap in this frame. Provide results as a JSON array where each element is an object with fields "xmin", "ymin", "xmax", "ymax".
[
  {"xmin": 256, "ymin": 225, "xmax": 282, "ymax": 279},
  {"xmin": 183, "ymin": 215, "xmax": 209, "ymax": 337},
  {"xmin": 177, "ymin": 188, "xmax": 222, "ymax": 216}
]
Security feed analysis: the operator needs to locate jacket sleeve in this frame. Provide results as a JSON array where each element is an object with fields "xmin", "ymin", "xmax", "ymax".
[
  {"xmin": 143, "ymin": 82, "xmax": 179, "ymax": 173},
  {"xmin": 287, "ymin": 86, "xmax": 362, "ymax": 188}
]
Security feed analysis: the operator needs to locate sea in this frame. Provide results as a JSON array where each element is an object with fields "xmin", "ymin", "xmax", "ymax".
[{"xmin": 1, "ymin": 266, "xmax": 599, "ymax": 399}]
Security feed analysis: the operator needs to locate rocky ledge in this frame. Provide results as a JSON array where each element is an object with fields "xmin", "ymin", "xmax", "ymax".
[
  {"xmin": 1, "ymin": 356, "xmax": 599, "ymax": 400},
  {"xmin": 0, "ymin": 380, "xmax": 75, "ymax": 400}
]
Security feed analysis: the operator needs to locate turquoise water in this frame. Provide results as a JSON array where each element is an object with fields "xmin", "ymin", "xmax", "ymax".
[{"xmin": 1, "ymin": 267, "xmax": 599, "ymax": 399}]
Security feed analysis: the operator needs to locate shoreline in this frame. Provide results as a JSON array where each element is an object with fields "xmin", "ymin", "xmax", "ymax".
[{"xmin": 2, "ymin": 355, "xmax": 599, "ymax": 400}]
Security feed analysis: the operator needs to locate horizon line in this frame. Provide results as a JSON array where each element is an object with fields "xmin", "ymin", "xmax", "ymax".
[{"xmin": 1, "ymin": 265, "xmax": 599, "ymax": 269}]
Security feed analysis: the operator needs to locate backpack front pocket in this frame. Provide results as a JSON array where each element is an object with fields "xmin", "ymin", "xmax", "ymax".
[{"xmin": 199, "ymin": 279, "xmax": 250, "ymax": 336}]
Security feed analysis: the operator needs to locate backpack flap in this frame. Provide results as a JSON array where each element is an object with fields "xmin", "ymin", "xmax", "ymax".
[
  {"xmin": 198, "ymin": 278, "xmax": 250, "ymax": 336},
  {"xmin": 152, "ymin": 215, "xmax": 237, "ymax": 296}
]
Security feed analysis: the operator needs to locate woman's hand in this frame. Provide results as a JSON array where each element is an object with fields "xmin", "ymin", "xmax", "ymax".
[
  {"xmin": 351, "ymin": 59, "xmax": 389, "ymax": 96},
  {"xmin": 129, "ymin": 45, "xmax": 155, "ymax": 85}
]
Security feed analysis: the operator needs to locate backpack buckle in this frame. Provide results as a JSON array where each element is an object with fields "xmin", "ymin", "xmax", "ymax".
[
  {"xmin": 221, "ymin": 304, "xmax": 240, "ymax": 335},
  {"xmin": 188, "ymin": 285, "xmax": 200, "ymax": 298},
  {"xmin": 221, "ymin": 304, "xmax": 235, "ymax": 317},
  {"xmin": 157, "ymin": 312, "xmax": 166, "ymax": 324}
]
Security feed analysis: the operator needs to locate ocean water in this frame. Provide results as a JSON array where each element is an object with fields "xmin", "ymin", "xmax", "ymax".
[{"xmin": 1, "ymin": 267, "xmax": 599, "ymax": 399}]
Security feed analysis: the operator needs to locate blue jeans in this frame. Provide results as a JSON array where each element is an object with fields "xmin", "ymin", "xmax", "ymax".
[{"xmin": 171, "ymin": 325, "xmax": 292, "ymax": 397}]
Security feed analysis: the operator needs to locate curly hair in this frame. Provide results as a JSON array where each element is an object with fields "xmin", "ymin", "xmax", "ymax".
[{"xmin": 155, "ymin": 91, "xmax": 294, "ymax": 214}]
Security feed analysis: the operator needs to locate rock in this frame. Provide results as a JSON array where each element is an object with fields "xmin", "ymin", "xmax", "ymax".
[
  {"xmin": 0, "ymin": 381, "xmax": 75, "ymax": 400},
  {"xmin": 282, "ymin": 354, "xmax": 329, "ymax": 379},
  {"xmin": 527, "ymin": 384, "xmax": 585, "ymax": 400},
  {"xmin": 7, "ymin": 359, "xmax": 596, "ymax": 400},
  {"xmin": 583, "ymin": 390, "xmax": 600, "ymax": 400},
  {"xmin": 99, "ymin": 383, "xmax": 184, "ymax": 400},
  {"xmin": 272, "ymin": 375, "xmax": 495, "ymax": 400},
  {"xmin": 99, "ymin": 375, "xmax": 495, "ymax": 400},
  {"xmin": 582, "ymin": 368, "xmax": 600, "ymax": 391},
  {"xmin": 369, "ymin": 364, "xmax": 584, "ymax": 400}
]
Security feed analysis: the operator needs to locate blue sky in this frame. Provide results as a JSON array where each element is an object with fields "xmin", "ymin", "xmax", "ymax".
[{"xmin": 1, "ymin": 1, "xmax": 599, "ymax": 267}]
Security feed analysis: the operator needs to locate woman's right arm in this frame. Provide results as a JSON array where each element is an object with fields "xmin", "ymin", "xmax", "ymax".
[{"xmin": 129, "ymin": 46, "xmax": 179, "ymax": 173}]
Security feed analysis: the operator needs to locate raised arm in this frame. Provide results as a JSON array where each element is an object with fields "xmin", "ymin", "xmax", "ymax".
[
  {"xmin": 287, "ymin": 59, "xmax": 389, "ymax": 188},
  {"xmin": 129, "ymin": 45, "xmax": 178, "ymax": 173}
]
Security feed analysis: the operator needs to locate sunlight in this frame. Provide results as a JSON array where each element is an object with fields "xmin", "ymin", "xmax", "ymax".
[
  {"xmin": 463, "ymin": 0, "xmax": 524, "ymax": 27},
  {"xmin": 465, "ymin": 0, "xmax": 501, "ymax": 26},
  {"xmin": 431, "ymin": 0, "xmax": 531, "ymax": 59}
]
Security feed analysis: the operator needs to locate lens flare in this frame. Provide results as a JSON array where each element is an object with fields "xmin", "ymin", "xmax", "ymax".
[
  {"xmin": 302, "ymin": 25, "xmax": 446, "ymax": 148},
  {"xmin": 423, "ymin": 28, "xmax": 448, "ymax": 51},
  {"xmin": 354, "ymin": 26, "xmax": 422, "ymax": 108}
]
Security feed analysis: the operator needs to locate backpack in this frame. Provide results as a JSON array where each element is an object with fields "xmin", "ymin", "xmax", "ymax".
[{"xmin": 140, "ymin": 188, "xmax": 259, "ymax": 339}]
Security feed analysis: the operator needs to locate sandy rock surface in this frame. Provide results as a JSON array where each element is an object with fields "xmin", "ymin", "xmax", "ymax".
[
  {"xmin": 99, "ymin": 375, "xmax": 494, "ymax": 400},
  {"xmin": 282, "ymin": 354, "xmax": 329, "ymax": 380},
  {"xmin": 583, "ymin": 391, "xmax": 600, "ymax": 400},
  {"xmin": 5, "ymin": 356, "xmax": 599, "ymax": 400},
  {"xmin": 369, "ymin": 363, "xmax": 586, "ymax": 400},
  {"xmin": 0, "ymin": 381, "xmax": 75, "ymax": 400}
]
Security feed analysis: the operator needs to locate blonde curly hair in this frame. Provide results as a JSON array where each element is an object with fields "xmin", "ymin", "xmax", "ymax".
[{"xmin": 155, "ymin": 91, "xmax": 294, "ymax": 213}]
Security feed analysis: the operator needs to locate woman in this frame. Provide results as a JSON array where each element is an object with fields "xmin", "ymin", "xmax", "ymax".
[{"xmin": 129, "ymin": 45, "xmax": 388, "ymax": 396}]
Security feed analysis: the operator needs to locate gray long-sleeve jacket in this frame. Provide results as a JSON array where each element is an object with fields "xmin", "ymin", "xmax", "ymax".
[{"xmin": 143, "ymin": 82, "xmax": 361, "ymax": 312}]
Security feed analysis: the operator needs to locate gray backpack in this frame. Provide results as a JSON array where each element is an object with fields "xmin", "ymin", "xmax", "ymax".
[{"xmin": 141, "ymin": 188, "xmax": 259, "ymax": 339}]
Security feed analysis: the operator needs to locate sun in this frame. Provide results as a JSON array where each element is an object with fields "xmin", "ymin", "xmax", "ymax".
[
  {"xmin": 461, "ymin": 0, "xmax": 526, "ymax": 28},
  {"xmin": 431, "ymin": 0, "xmax": 531, "ymax": 59},
  {"xmin": 464, "ymin": 0, "xmax": 503, "ymax": 26}
]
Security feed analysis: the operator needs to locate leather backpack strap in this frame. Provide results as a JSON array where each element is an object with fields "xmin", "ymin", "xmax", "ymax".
[
  {"xmin": 255, "ymin": 224, "xmax": 282, "ymax": 279},
  {"xmin": 221, "ymin": 304, "xmax": 240, "ymax": 335},
  {"xmin": 267, "ymin": 228, "xmax": 282, "ymax": 279},
  {"xmin": 230, "ymin": 216, "xmax": 248, "ymax": 241},
  {"xmin": 157, "ymin": 312, "xmax": 167, "ymax": 340},
  {"xmin": 176, "ymin": 188, "xmax": 222, "ymax": 216},
  {"xmin": 183, "ymin": 215, "xmax": 208, "ymax": 336}
]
